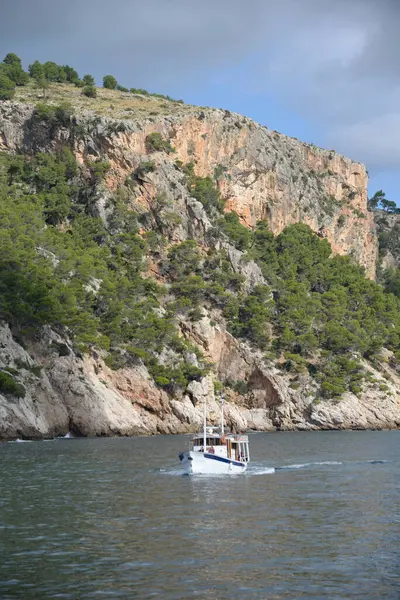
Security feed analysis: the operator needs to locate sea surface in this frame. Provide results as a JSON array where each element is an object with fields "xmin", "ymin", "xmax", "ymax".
[{"xmin": 0, "ymin": 430, "xmax": 399, "ymax": 599}]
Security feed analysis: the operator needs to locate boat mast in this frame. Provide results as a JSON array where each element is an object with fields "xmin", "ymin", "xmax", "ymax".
[
  {"xmin": 220, "ymin": 392, "xmax": 225, "ymax": 435},
  {"xmin": 203, "ymin": 397, "xmax": 207, "ymax": 451}
]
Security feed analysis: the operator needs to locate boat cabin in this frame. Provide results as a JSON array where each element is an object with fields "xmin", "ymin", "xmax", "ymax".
[{"xmin": 192, "ymin": 432, "xmax": 250, "ymax": 463}]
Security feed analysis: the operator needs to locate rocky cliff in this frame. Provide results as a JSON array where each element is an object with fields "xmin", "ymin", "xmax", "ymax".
[
  {"xmin": 0, "ymin": 89, "xmax": 398, "ymax": 440},
  {"xmin": 374, "ymin": 210, "xmax": 400, "ymax": 270},
  {"xmin": 0, "ymin": 100, "xmax": 378, "ymax": 276}
]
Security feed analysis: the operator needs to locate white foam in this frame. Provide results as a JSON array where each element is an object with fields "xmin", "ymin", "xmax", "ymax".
[
  {"xmin": 278, "ymin": 461, "xmax": 343, "ymax": 470},
  {"xmin": 56, "ymin": 432, "xmax": 74, "ymax": 439},
  {"xmin": 248, "ymin": 467, "xmax": 275, "ymax": 476}
]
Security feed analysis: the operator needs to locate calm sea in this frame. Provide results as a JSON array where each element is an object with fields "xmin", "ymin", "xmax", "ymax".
[{"xmin": 0, "ymin": 430, "xmax": 399, "ymax": 599}]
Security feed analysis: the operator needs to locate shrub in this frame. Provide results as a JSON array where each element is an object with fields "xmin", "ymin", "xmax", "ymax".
[
  {"xmin": 189, "ymin": 175, "xmax": 224, "ymax": 213},
  {"xmin": 0, "ymin": 371, "xmax": 25, "ymax": 398},
  {"xmin": 145, "ymin": 132, "xmax": 174, "ymax": 154},
  {"xmin": 103, "ymin": 75, "xmax": 117, "ymax": 89},
  {"xmin": 283, "ymin": 353, "xmax": 308, "ymax": 374},
  {"xmin": 214, "ymin": 164, "xmax": 227, "ymax": 180},
  {"xmin": 43, "ymin": 61, "xmax": 67, "ymax": 82},
  {"xmin": 337, "ymin": 214, "xmax": 345, "ymax": 227},
  {"xmin": 130, "ymin": 87, "xmax": 149, "ymax": 95},
  {"xmin": 117, "ymin": 85, "xmax": 129, "ymax": 92},
  {"xmin": 28, "ymin": 60, "xmax": 44, "ymax": 79},
  {"xmin": 218, "ymin": 211, "xmax": 252, "ymax": 250},
  {"xmin": 3, "ymin": 53, "xmax": 21, "ymax": 66},
  {"xmin": 34, "ymin": 77, "xmax": 50, "ymax": 98},
  {"xmin": 63, "ymin": 65, "xmax": 79, "ymax": 83},
  {"xmin": 3, "ymin": 65, "xmax": 29, "ymax": 86},
  {"xmin": 82, "ymin": 74, "xmax": 95, "ymax": 86},
  {"xmin": 231, "ymin": 380, "xmax": 249, "ymax": 395},
  {"xmin": 88, "ymin": 160, "xmax": 111, "ymax": 181},
  {"xmin": 135, "ymin": 161, "xmax": 155, "ymax": 178},
  {"xmin": 34, "ymin": 102, "xmax": 73, "ymax": 127},
  {"xmin": 0, "ymin": 72, "xmax": 15, "ymax": 100},
  {"xmin": 82, "ymin": 85, "xmax": 97, "ymax": 98}
]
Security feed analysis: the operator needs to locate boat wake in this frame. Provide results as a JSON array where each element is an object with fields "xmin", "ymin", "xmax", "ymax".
[
  {"xmin": 161, "ymin": 459, "xmax": 389, "ymax": 477},
  {"xmin": 276, "ymin": 460, "xmax": 343, "ymax": 470},
  {"xmin": 276, "ymin": 459, "xmax": 390, "ymax": 470},
  {"xmin": 246, "ymin": 466, "xmax": 276, "ymax": 476}
]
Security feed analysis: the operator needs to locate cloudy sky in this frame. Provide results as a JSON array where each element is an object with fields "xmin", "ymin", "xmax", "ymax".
[{"xmin": 1, "ymin": 0, "xmax": 399, "ymax": 200}]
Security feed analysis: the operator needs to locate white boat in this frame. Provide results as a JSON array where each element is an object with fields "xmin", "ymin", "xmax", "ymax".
[{"xmin": 178, "ymin": 395, "xmax": 250, "ymax": 475}]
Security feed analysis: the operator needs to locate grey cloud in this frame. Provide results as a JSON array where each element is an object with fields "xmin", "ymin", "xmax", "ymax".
[
  {"xmin": 0, "ymin": 1, "xmax": 269, "ymax": 86},
  {"xmin": 1, "ymin": 0, "xmax": 400, "ymax": 174}
]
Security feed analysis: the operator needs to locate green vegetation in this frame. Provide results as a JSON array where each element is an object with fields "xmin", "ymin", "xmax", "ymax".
[
  {"xmin": 179, "ymin": 162, "xmax": 225, "ymax": 213},
  {"xmin": 0, "ymin": 150, "xmax": 208, "ymax": 391},
  {"xmin": 218, "ymin": 212, "xmax": 252, "ymax": 250},
  {"xmin": 0, "ymin": 371, "xmax": 25, "ymax": 398},
  {"xmin": 0, "ymin": 52, "xmax": 185, "ymax": 108},
  {"xmin": 0, "ymin": 73, "xmax": 15, "ymax": 100},
  {"xmin": 146, "ymin": 133, "xmax": 174, "ymax": 154},
  {"xmin": 103, "ymin": 75, "xmax": 117, "ymax": 90},
  {"xmin": 82, "ymin": 85, "xmax": 97, "ymax": 98},
  {"xmin": 368, "ymin": 190, "xmax": 399, "ymax": 213},
  {"xmin": 374, "ymin": 204, "xmax": 400, "ymax": 298},
  {"xmin": 82, "ymin": 74, "xmax": 95, "ymax": 86},
  {"xmin": 2, "ymin": 53, "xmax": 29, "ymax": 86},
  {"xmin": 157, "ymin": 167, "xmax": 400, "ymax": 398},
  {"xmin": 1, "ymin": 51, "xmax": 399, "ymax": 403}
]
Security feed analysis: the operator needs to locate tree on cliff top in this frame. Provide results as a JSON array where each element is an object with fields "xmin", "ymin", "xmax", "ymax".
[
  {"xmin": 368, "ymin": 190, "xmax": 398, "ymax": 213},
  {"xmin": 1, "ymin": 53, "xmax": 28, "ymax": 87},
  {"xmin": 103, "ymin": 75, "xmax": 117, "ymax": 89}
]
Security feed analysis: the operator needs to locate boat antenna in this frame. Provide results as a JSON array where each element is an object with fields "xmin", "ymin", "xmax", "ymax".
[
  {"xmin": 203, "ymin": 395, "xmax": 207, "ymax": 452},
  {"xmin": 220, "ymin": 392, "xmax": 225, "ymax": 435}
]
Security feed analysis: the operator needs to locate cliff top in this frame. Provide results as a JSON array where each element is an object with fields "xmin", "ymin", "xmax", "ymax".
[{"xmin": 10, "ymin": 80, "xmax": 365, "ymax": 169}]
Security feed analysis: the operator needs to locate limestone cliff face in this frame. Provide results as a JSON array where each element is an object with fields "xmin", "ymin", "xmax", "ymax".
[
  {"xmin": 0, "ymin": 102, "xmax": 378, "ymax": 276},
  {"xmin": 85, "ymin": 110, "xmax": 378, "ymax": 278},
  {"xmin": 0, "ymin": 317, "xmax": 398, "ymax": 440},
  {"xmin": 0, "ymin": 100, "xmax": 396, "ymax": 441}
]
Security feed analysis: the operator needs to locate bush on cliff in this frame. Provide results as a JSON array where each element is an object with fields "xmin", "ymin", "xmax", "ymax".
[
  {"xmin": 82, "ymin": 85, "xmax": 97, "ymax": 98},
  {"xmin": 103, "ymin": 75, "xmax": 117, "ymax": 89},
  {"xmin": 0, "ymin": 72, "xmax": 15, "ymax": 100},
  {"xmin": 146, "ymin": 133, "xmax": 174, "ymax": 154},
  {"xmin": 2, "ymin": 53, "xmax": 29, "ymax": 86},
  {"xmin": 0, "ymin": 371, "xmax": 25, "ymax": 398}
]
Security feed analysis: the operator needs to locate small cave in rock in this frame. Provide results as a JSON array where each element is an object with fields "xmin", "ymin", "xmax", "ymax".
[{"xmin": 245, "ymin": 368, "xmax": 281, "ymax": 409}]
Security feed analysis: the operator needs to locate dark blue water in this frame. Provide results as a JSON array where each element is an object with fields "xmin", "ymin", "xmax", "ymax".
[{"xmin": 0, "ymin": 431, "xmax": 399, "ymax": 599}]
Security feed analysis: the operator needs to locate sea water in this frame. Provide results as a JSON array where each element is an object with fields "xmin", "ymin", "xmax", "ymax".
[{"xmin": 0, "ymin": 430, "xmax": 399, "ymax": 599}]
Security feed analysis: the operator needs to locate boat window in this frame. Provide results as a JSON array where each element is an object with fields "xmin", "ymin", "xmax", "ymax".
[{"xmin": 194, "ymin": 437, "xmax": 224, "ymax": 446}]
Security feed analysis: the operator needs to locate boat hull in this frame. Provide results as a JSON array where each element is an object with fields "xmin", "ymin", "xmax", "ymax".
[{"xmin": 179, "ymin": 451, "xmax": 247, "ymax": 475}]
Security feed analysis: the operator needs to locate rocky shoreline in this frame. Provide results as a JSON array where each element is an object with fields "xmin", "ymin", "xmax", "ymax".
[{"xmin": 1, "ymin": 321, "xmax": 398, "ymax": 442}]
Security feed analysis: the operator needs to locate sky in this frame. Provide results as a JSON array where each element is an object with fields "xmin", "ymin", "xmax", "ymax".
[{"xmin": 1, "ymin": 0, "xmax": 399, "ymax": 201}]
